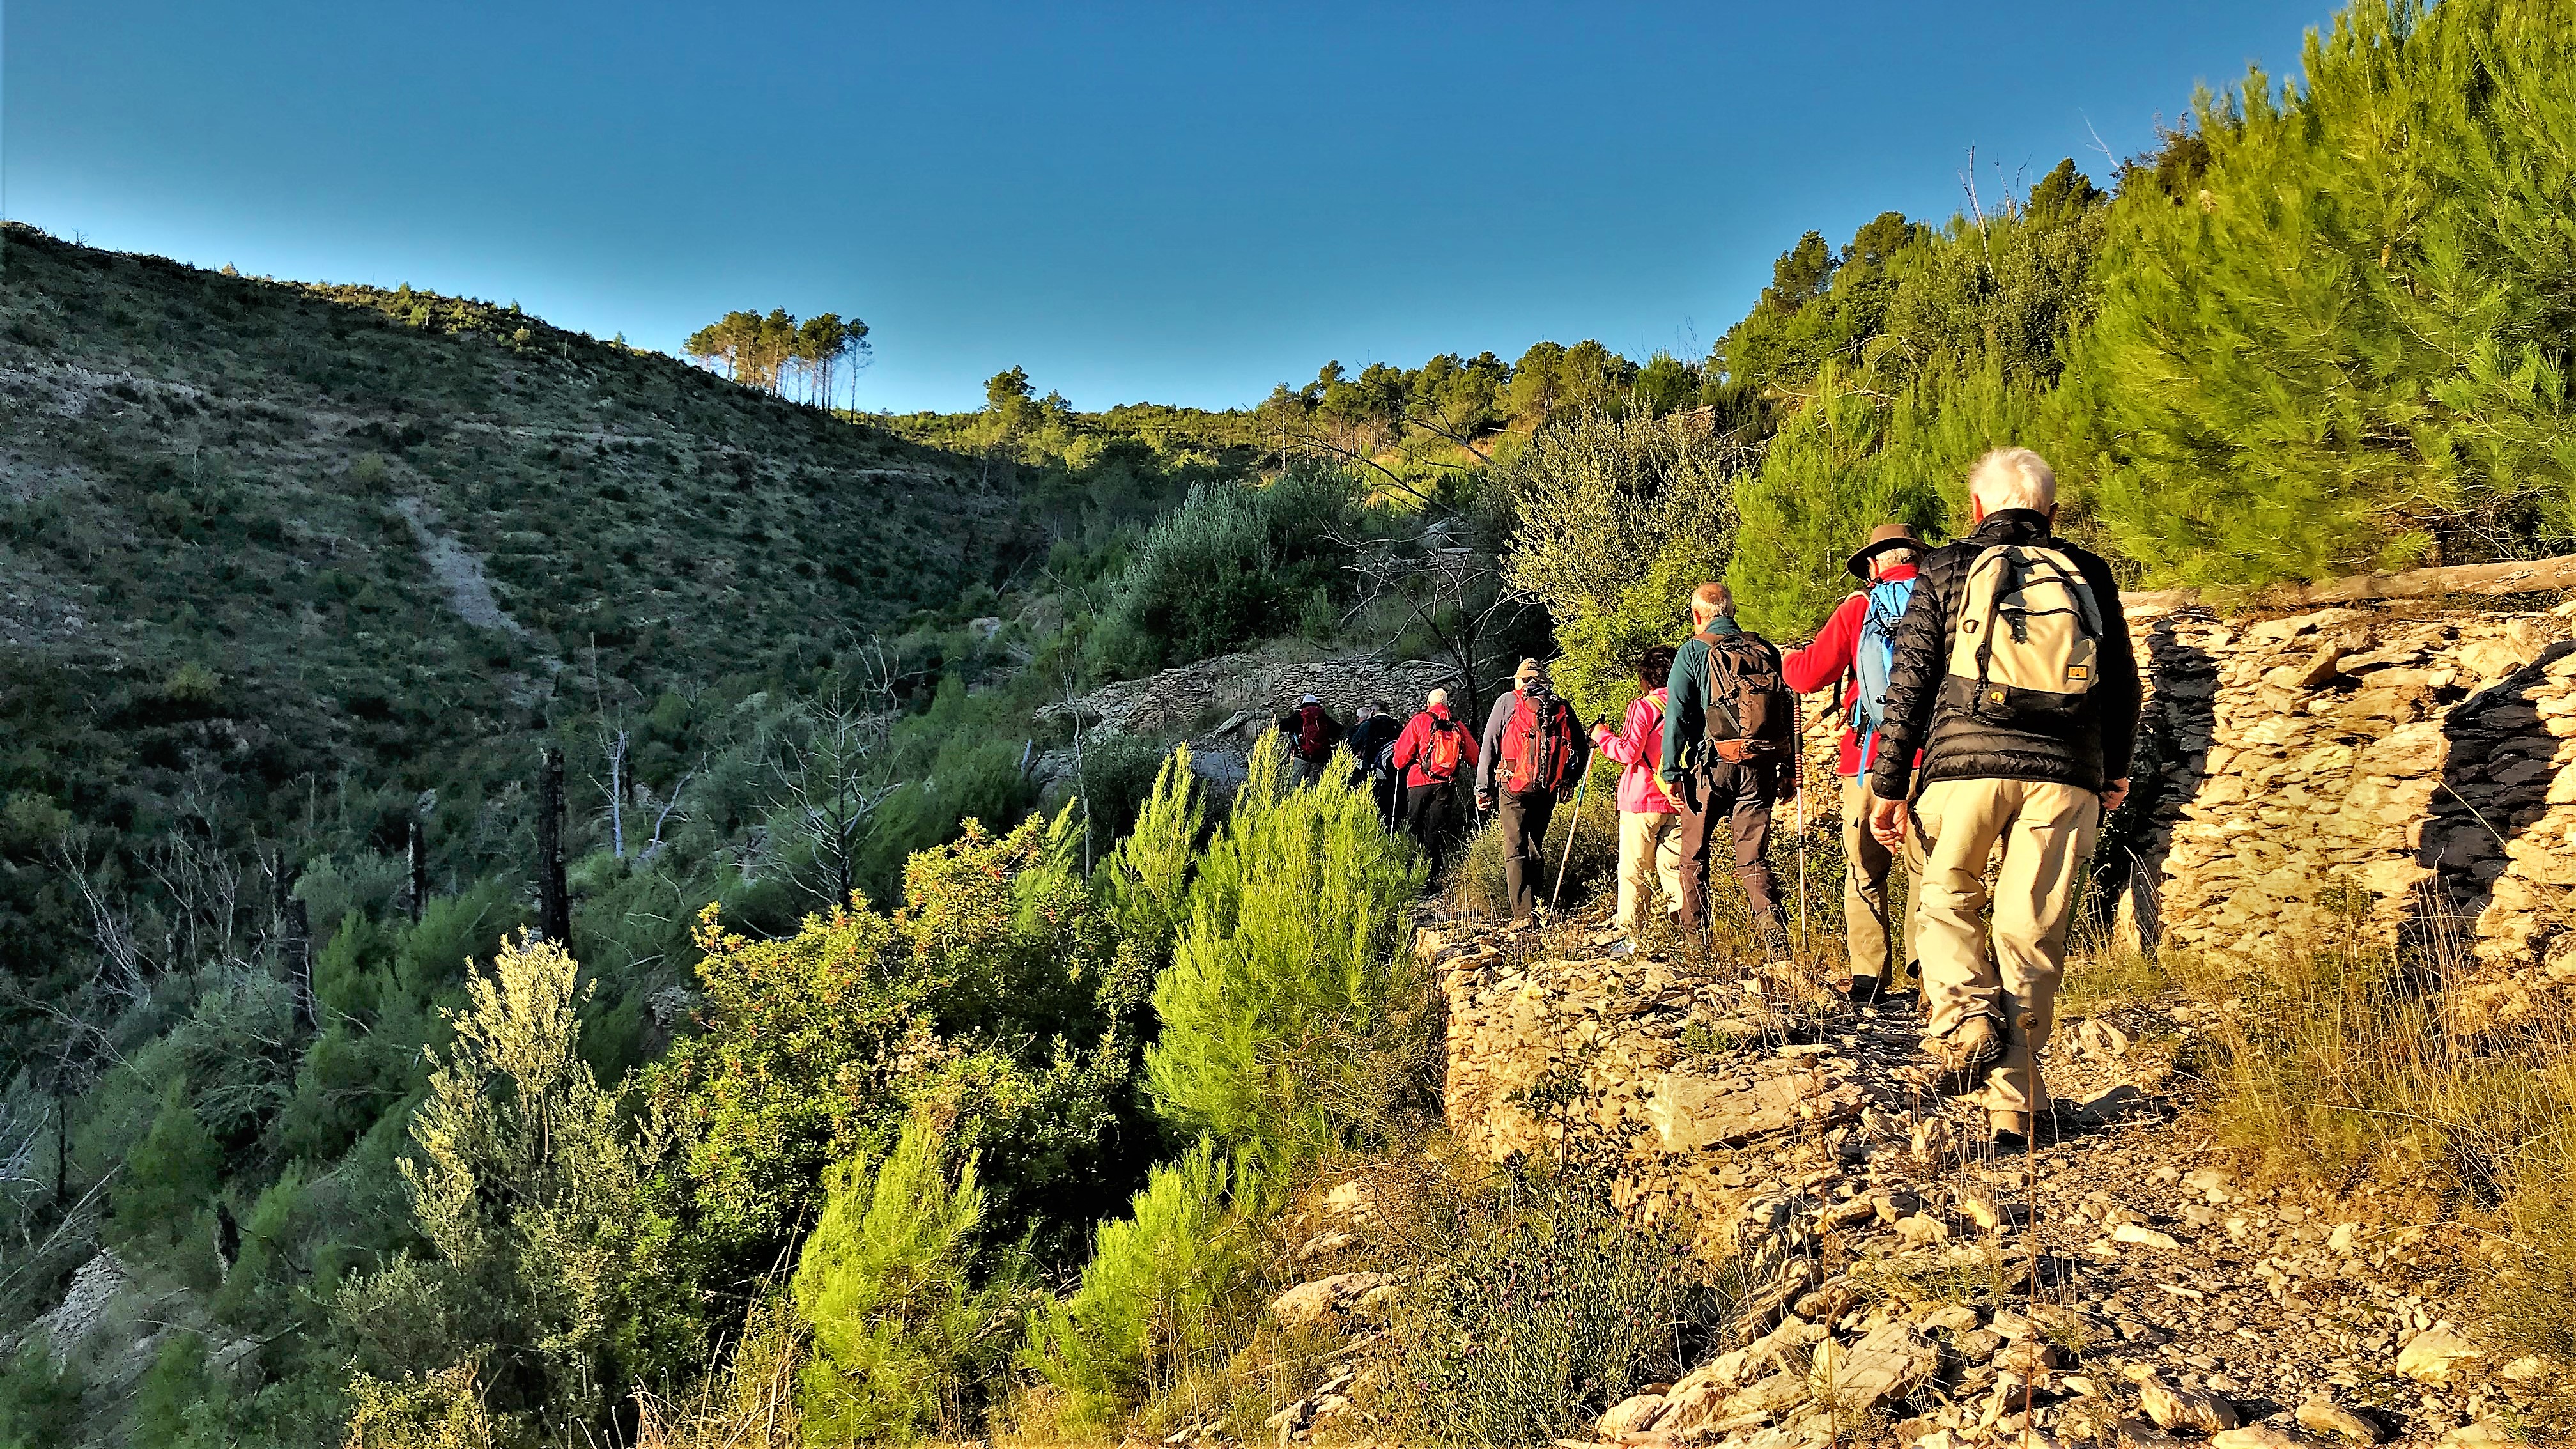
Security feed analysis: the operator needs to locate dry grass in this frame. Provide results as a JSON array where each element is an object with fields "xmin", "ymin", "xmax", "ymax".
[{"xmin": 2144, "ymin": 878, "xmax": 2576, "ymax": 1419}]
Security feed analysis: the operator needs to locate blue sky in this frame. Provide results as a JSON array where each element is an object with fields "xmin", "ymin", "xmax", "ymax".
[{"xmin": 10, "ymin": 1, "xmax": 2329, "ymax": 413}]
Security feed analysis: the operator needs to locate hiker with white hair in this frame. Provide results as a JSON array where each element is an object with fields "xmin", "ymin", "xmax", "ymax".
[
  {"xmin": 1864, "ymin": 446, "xmax": 2141, "ymax": 1152},
  {"xmin": 1389, "ymin": 686, "xmax": 1479, "ymax": 869},
  {"xmin": 1273, "ymin": 692, "xmax": 1343, "ymax": 786}
]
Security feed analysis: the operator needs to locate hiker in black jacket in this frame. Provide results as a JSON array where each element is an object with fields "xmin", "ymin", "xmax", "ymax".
[
  {"xmin": 1345, "ymin": 701, "xmax": 1403, "ymax": 826},
  {"xmin": 1865, "ymin": 447, "xmax": 2141, "ymax": 1151}
]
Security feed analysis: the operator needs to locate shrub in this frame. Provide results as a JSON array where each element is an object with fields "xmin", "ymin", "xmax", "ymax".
[
  {"xmin": 792, "ymin": 1117, "xmax": 1020, "ymax": 1444},
  {"xmin": 1095, "ymin": 471, "xmax": 1354, "ymax": 676},
  {"xmin": 0, "ymin": 1337, "xmax": 82, "ymax": 1449},
  {"xmin": 1394, "ymin": 1147, "xmax": 1731, "ymax": 1447},
  {"xmin": 654, "ymin": 814, "xmax": 1139, "ymax": 1267},
  {"xmin": 1500, "ymin": 410, "xmax": 1743, "ymax": 724},
  {"xmin": 400, "ymin": 931, "xmax": 693, "ymax": 1431},
  {"xmin": 112, "ymin": 1077, "xmax": 220, "ymax": 1255},
  {"xmin": 1144, "ymin": 736, "xmax": 1427, "ymax": 1170},
  {"xmin": 1020, "ymin": 1138, "xmax": 1250, "ymax": 1434}
]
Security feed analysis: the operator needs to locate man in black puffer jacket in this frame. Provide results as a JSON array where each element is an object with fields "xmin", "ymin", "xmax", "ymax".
[{"xmin": 1865, "ymin": 447, "xmax": 2140, "ymax": 1152}]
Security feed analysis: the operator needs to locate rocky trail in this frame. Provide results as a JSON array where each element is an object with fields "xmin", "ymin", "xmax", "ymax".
[{"xmin": 1246, "ymin": 910, "xmax": 2543, "ymax": 1449}]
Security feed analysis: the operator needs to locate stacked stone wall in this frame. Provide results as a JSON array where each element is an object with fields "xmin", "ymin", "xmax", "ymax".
[{"xmin": 2118, "ymin": 600, "xmax": 2576, "ymax": 995}]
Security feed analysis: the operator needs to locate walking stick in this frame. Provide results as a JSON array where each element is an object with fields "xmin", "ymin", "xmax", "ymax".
[
  {"xmin": 1793, "ymin": 691, "xmax": 1809, "ymax": 946},
  {"xmin": 1550, "ymin": 764, "xmax": 1592, "ymax": 909}
]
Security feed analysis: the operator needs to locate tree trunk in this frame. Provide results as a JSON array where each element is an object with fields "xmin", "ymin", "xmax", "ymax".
[
  {"xmin": 275, "ymin": 856, "xmax": 314, "ymax": 1031},
  {"xmin": 539, "ymin": 747, "xmax": 572, "ymax": 944},
  {"xmin": 407, "ymin": 816, "xmax": 429, "ymax": 924}
]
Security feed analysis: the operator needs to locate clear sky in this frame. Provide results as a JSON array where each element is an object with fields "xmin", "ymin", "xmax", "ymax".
[{"xmin": 10, "ymin": 1, "xmax": 2330, "ymax": 414}]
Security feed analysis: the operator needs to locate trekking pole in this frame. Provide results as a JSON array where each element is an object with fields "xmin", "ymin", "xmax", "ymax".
[
  {"xmin": 1794, "ymin": 692, "xmax": 1809, "ymax": 947},
  {"xmin": 1550, "ymin": 766, "xmax": 1591, "ymax": 909}
]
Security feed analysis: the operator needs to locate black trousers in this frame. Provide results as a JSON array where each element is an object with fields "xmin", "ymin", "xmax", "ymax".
[
  {"xmin": 1497, "ymin": 788, "xmax": 1559, "ymax": 921},
  {"xmin": 1674, "ymin": 759, "xmax": 1782, "ymax": 933},
  {"xmin": 1404, "ymin": 781, "xmax": 1455, "ymax": 869}
]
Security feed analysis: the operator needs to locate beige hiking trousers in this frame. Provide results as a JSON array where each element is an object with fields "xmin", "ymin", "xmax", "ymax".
[
  {"xmin": 1907, "ymin": 778, "xmax": 2100, "ymax": 1119},
  {"xmin": 1841, "ymin": 775, "xmax": 1920, "ymax": 985},
  {"xmin": 1616, "ymin": 810, "xmax": 1684, "ymax": 933}
]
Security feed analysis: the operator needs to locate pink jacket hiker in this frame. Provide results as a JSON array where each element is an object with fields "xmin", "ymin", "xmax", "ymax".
[{"xmin": 1590, "ymin": 688, "xmax": 1677, "ymax": 816}]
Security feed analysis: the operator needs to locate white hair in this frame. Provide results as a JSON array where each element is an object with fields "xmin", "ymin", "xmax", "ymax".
[
  {"xmin": 1692, "ymin": 581, "xmax": 1734, "ymax": 619},
  {"xmin": 1876, "ymin": 546, "xmax": 1918, "ymax": 570},
  {"xmin": 1427, "ymin": 688, "xmax": 1449, "ymax": 708},
  {"xmin": 1968, "ymin": 447, "xmax": 2057, "ymax": 513}
]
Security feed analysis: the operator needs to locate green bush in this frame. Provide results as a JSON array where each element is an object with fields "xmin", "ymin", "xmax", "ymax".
[
  {"xmin": 0, "ymin": 1338, "xmax": 81, "ymax": 1449},
  {"xmin": 2069, "ymin": 0, "xmax": 2576, "ymax": 585},
  {"xmin": 1500, "ymin": 410, "xmax": 1741, "ymax": 724},
  {"xmin": 1143, "ymin": 736, "xmax": 1426, "ymax": 1171},
  {"xmin": 1095, "ymin": 471, "xmax": 1355, "ymax": 676},
  {"xmin": 792, "ymin": 1117, "xmax": 1019, "ymax": 1443},
  {"xmin": 112, "ymin": 1078, "xmax": 220, "ymax": 1257},
  {"xmin": 1019, "ymin": 1139, "xmax": 1249, "ymax": 1434},
  {"xmin": 1396, "ymin": 1150, "xmax": 1731, "ymax": 1446}
]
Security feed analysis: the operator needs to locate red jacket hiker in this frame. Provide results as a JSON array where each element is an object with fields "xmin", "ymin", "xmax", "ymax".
[
  {"xmin": 1780, "ymin": 561, "xmax": 1922, "ymax": 778},
  {"xmin": 1389, "ymin": 702, "xmax": 1480, "ymax": 789}
]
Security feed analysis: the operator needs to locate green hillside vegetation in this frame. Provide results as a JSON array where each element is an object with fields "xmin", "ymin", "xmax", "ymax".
[{"xmin": 1520, "ymin": 0, "xmax": 2574, "ymax": 709}]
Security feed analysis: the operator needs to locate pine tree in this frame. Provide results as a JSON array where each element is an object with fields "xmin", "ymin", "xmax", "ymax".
[
  {"xmin": 114, "ymin": 1078, "xmax": 220, "ymax": 1253},
  {"xmin": 2071, "ymin": 0, "xmax": 2576, "ymax": 585}
]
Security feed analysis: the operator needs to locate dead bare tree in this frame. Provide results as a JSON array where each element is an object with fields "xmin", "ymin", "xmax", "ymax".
[
  {"xmin": 1332, "ymin": 498, "xmax": 1533, "ymax": 727},
  {"xmin": 766, "ymin": 649, "xmax": 902, "ymax": 910}
]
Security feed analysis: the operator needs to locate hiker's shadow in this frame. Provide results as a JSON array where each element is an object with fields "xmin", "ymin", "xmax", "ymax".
[
  {"xmin": 2092, "ymin": 608, "xmax": 2220, "ymax": 952},
  {"xmin": 2404, "ymin": 637, "xmax": 2576, "ymax": 982}
]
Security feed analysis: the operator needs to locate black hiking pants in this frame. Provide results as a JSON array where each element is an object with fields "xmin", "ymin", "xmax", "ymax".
[
  {"xmin": 1497, "ymin": 787, "xmax": 1559, "ymax": 922},
  {"xmin": 1675, "ymin": 759, "xmax": 1782, "ymax": 935},
  {"xmin": 1404, "ymin": 781, "xmax": 1456, "ymax": 869}
]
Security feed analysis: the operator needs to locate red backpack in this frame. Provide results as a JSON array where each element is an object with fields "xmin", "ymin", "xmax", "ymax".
[
  {"xmin": 1499, "ymin": 689, "xmax": 1578, "ymax": 794},
  {"xmin": 1295, "ymin": 704, "xmax": 1330, "ymax": 760},
  {"xmin": 1420, "ymin": 715, "xmax": 1463, "ymax": 781}
]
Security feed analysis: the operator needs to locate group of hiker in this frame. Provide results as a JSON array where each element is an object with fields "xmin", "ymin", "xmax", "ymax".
[{"xmin": 1269, "ymin": 447, "xmax": 2138, "ymax": 1150}]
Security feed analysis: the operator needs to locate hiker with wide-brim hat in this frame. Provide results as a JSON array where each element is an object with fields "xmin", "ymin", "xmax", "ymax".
[
  {"xmin": 1785, "ymin": 522, "xmax": 1929, "ymax": 1003},
  {"xmin": 1846, "ymin": 522, "xmax": 1926, "ymax": 580}
]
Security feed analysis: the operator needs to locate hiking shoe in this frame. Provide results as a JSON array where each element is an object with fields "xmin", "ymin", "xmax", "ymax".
[
  {"xmin": 1844, "ymin": 973, "xmax": 1888, "ymax": 1005},
  {"xmin": 1989, "ymin": 1109, "xmax": 2060, "ymax": 1154},
  {"xmin": 1931, "ymin": 1016, "xmax": 2003, "ymax": 1094}
]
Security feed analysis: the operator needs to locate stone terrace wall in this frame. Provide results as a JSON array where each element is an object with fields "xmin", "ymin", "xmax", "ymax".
[{"xmin": 2118, "ymin": 600, "xmax": 2576, "ymax": 998}]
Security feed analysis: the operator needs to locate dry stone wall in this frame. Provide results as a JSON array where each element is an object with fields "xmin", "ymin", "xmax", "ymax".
[{"xmin": 2118, "ymin": 599, "xmax": 2576, "ymax": 997}]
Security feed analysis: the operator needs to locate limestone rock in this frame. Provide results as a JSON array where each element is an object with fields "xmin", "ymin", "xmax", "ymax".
[
  {"xmin": 1269, "ymin": 1271, "xmax": 1389, "ymax": 1328},
  {"xmin": 1895, "ymin": 1213, "xmax": 1951, "ymax": 1245},
  {"xmin": 1646, "ymin": 1067, "xmax": 1860, "ymax": 1152},
  {"xmin": 1598, "ymin": 1392, "xmax": 1669, "ymax": 1436},
  {"xmin": 2140, "ymin": 1375, "xmax": 2240, "ymax": 1434},
  {"xmin": 1719, "ymin": 1370, "xmax": 1809, "ymax": 1423},
  {"xmin": 2395, "ymin": 1323, "xmax": 2483, "ymax": 1384},
  {"xmin": 2438, "ymin": 1423, "xmax": 2513, "ymax": 1446},
  {"xmin": 2113, "ymin": 1222, "xmax": 2184, "ymax": 1250},
  {"xmin": 2295, "ymin": 1398, "xmax": 2382, "ymax": 1443},
  {"xmin": 2117, "ymin": 1418, "xmax": 2186, "ymax": 1449},
  {"xmin": 1812, "ymin": 1322, "xmax": 1938, "ymax": 1408},
  {"xmin": 2209, "ymin": 1427, "xmax": 2304, "ymax": 1449}
]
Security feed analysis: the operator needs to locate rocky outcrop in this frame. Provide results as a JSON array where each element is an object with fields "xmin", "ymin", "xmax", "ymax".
[{"xmin": 1422, "ymin": 910, "xmax": 2540, "ymax": 1448}]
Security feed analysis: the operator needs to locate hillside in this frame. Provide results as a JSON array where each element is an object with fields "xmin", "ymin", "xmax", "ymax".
[{"xmin": 0, "ymin": 223, "xmax": 1035, "ymax": 999}]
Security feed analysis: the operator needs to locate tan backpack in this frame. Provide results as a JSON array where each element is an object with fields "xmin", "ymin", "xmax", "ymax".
[{"xmin": 1945, "ymin": 542, "xmax": 2104, "ymax": 727}]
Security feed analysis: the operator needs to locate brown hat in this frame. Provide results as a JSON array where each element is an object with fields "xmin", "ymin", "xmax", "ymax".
[
  {"xmin": 1513, "ymin": 658, "xmax": 1545, "ymax": 685},
  {"xmin": 1846, "ymin": 522, "xmax": 1925, "ymax": 580}
]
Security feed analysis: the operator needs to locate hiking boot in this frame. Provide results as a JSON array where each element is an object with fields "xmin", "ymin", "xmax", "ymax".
[
  {"xmin": 1930, "ymin": 1016, "xmax": 2003, "ymax": 1094},
  {"xmin": 1844, "ymin": 973, "xmax": 1888, "ymax": 1005},
  {"xmin": 1989, "ymin": 1109, "xmax": 2059, "ymax": 1154}
]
